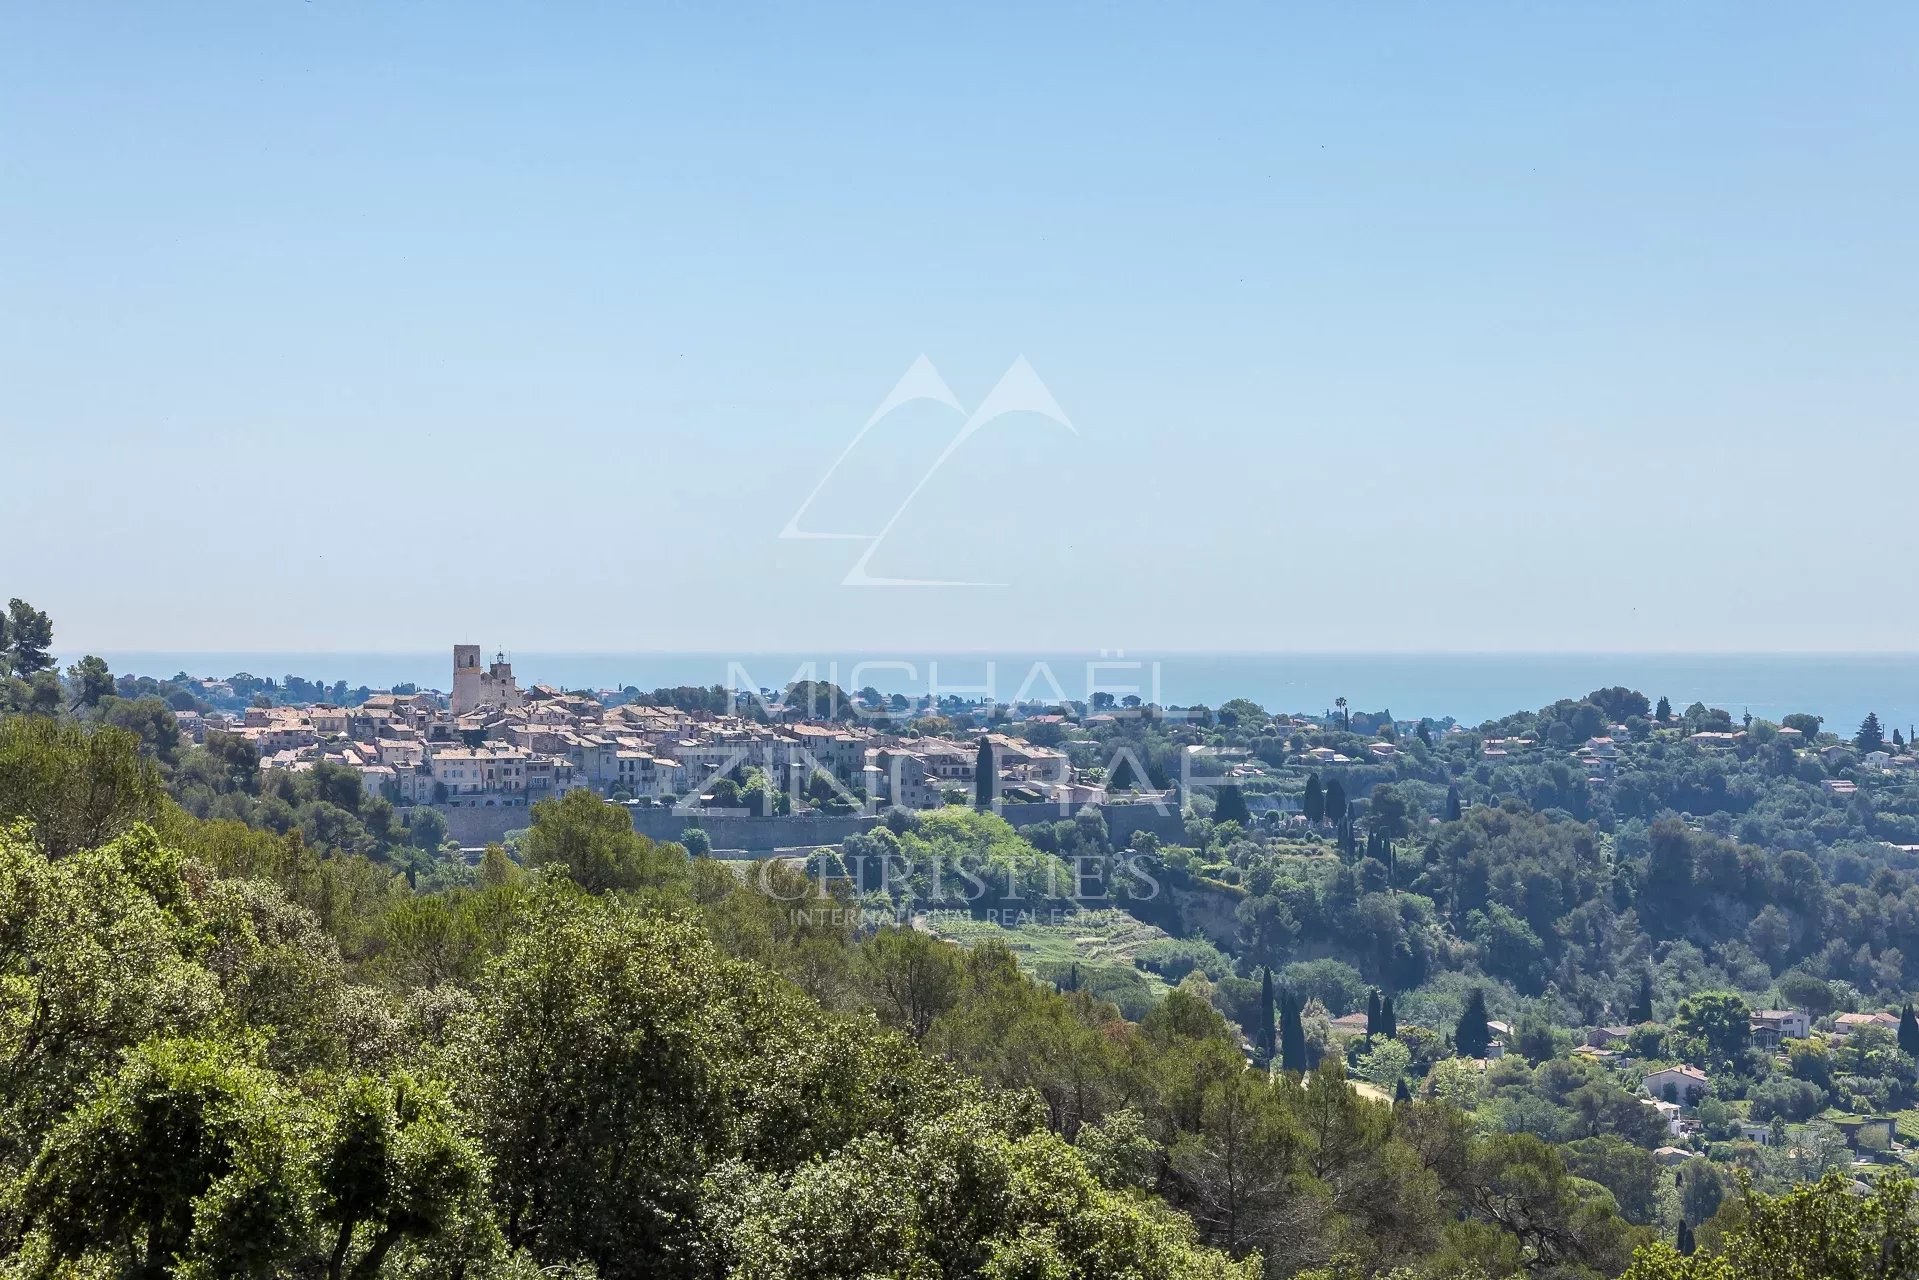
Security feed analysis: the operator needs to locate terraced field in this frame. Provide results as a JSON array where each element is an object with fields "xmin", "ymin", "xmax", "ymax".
[{"xmin": 918, "ymin": 908, "xmax": 1179, "ymax": 1014}]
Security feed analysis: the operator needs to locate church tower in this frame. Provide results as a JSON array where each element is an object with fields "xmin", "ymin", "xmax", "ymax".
[{"xmin": 452, "ymin": 644, "xmax": 482, "ymax": 715}]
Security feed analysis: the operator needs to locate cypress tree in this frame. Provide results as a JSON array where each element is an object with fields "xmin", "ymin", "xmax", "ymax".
[
  {"xmin": 1677, "ymin": 1220, "xmax": 1696, "ymax": 1256},
  {"xmin": 1900, "ymin": 1003, "xmax": 1919, "ymax": 1058},
  {"xmin": 1393, "ymin": 1077, "xmax": 1413, "ymax": 1104},
  {"xmin": 1632, "ymin": 970, "xmax": 1655, "ymax": 1024},
  {"xmin": 1280, "ymin": 991, "xmax": 1307, "ymax": 1074},
  {"xmin": 1303, "ymin": 773, "xmax": 1324, "ymax": 824},
  {"xmin": 1108, "ymin": 754, "xmax": 1135, "ymax": 790},
  {"xmin": 1324, "ymin": 777, "xmax": 1348, "ymax": 824},
  {"xmin": 1367, "ymin": 988, "xmax": 1382, "ymax": 1037},
  {"xmin": 1656, "ymin": 695, "xmax": 1672, "ymax": 723},
  {"xmin": 1258, "ymin": 968, "xmax": 1277, "ymax": 1060},
  {"xmin": 1456, "ymin": 988, "xmax": 1491, "ymax": 1059},
  {"xmin": 1214, "ymin": 784, "xmax": 1251, "ymax": 827},
  {"xmin": 1445, "ymin": 783, "xmax": 1462, "ymax": 822},
  {"xmin": 1381, "ymin": 994, "xmax": 1397, "ymax": 1039},
  {"xmin": 974, "ymin": 736, "xmax": 995, "ymax": 808}
]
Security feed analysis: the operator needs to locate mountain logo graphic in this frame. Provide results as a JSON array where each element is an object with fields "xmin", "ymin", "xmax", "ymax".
[{"xmin": 779, "ymin": 355, "xmax": 1076, "ymax": 586}]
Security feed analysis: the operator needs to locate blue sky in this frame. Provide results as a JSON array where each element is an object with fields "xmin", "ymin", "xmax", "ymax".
[{"xmin": 4, "ymin": 3, "xmax": 1915, "ymax": 654}]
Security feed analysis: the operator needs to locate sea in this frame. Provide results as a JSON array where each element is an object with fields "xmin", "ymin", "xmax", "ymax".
[{"xmin": 74, "ymin": 651, "xmax": 1919, "ymax": 736}]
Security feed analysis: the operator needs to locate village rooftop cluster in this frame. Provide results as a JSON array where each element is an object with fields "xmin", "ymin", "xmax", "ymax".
[{"xmin": 171, "ymin": 646, "xmax": 1178, "ymax": 817}]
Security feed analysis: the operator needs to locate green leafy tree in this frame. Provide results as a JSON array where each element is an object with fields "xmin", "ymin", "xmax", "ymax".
[
  {"xmin": 0, "ymin": 716, "xmax": 163, "ymax": 859},
  {"xmin": 1457, "ymin": 1133, "xmax": 1647, "ymax": 1276},
  {"xmin": 728, "ymin": 1099, "xmax": 1258, "ymax": 1280},
  {"xmin": 1513, "ymin": 1012, "xmax": 1569, "ymax": 1064},
  {"xmin": 0, "ymin": 826, "xmax": 218, "ymax": 1176},
  {"xmin": 406, "ymin": 805, "xmax": 448, "ymax": 851},
  {"xmin": 858, "ymin": 926, "xmax": 963, "ymax": 1040},
  {"xmin": 780, "ymin": 678, "xmax": 852, "ymax": 721},
  {"xmin": 520, "ymin": 788, "xmax": 687, "ymax": 895},
  {"xmin": 1777, "ymin": 970, "xmax": 1834, "ymax": 1017},
  {"xmin": 477, "ymin": 842, "xmax": 517, "ymax": 889},
  {"xmin": 1622, "ymin": 1170, "xmax": 1919, "ymax": 1280},
  {"xmin": 315, "ymin": 1073, "xmax": 484, "ymax": 1280},
  {"xmin": 458, "ymin": 889, "xmax": 933, "ymax": 1273},
  {"xmin": 1354, "ymin": 1038, "xmax": 1411, "ymax": 1091},
  {"xmin": 1368, "ymin": 784, "xmax": 1413, "ymax": 840},
  {"xmin": 16, "ymin": 1037, "xmax": 314, "ymax": 1277},
  {"xmin": 1673, "ymin": 991, "xmax": 1751, "ymax": 1071},
  {"xmin": 1168, "ymin": 1069, "xmax": 1309, "ymax": 1264},
  {"xmin": 1782, "ymin": 712, "xmax": 1823, "ymax": 740}
]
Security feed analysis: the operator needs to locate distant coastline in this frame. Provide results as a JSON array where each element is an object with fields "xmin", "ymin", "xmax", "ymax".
[{"xmin": 67, "ymin": 650, "xmax": 1919, "ymax": 734}]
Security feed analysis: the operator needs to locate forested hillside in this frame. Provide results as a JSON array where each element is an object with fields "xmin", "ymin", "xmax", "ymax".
[{"xmin": 7, "ymin": 602, "xmax": 1919, "ymax": 1277}]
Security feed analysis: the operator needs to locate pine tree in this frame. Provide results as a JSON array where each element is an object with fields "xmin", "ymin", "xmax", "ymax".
[
  {"xmin": 1445, "ymin": 783, "xmax": 1462, "ymax": 822},
  {"xmin": 1367, "ymin": 989, "xmax": 1382, "ymax": 1037},
  {"xmin": 1656, "ymin": 695, "xmax": 1672, "ymax": 723},
  {"xmin": 1279, "ymin": 991, "xmax": 1307, "ymax": 1074},
  {"xmin": 1857, "ymin": 712, "xmax": 1887, "ymax": 753},
  {"xmin": 1381, "ymin": 994, "xmax": 1397, "ymax": 1039},
  {"xmin": 1258, "ymin": 969, "xmax": 1277, "ymax": 1060},
  {"xmin": 1632, "ymin": 970, "xmax": 1655, "ymax": 1023},
  {"xmin": 974, "ymin": 736, "xmax": 995, "ymax": 808},
  {"xmin": 1455, "ymin": 988, "xmax": 1491, "ymax": 1059},
  {"xmin": 1677, "ymin": 1220, "xmax": 1696, "ymax": 1256},
  {"xmin": 1900, "ymin": 1003, "xmax": 1919, "ymax": 1058},
  {"xmin": 1303, "ymin": 773, "xmax": 1324, "ymax": 825}
]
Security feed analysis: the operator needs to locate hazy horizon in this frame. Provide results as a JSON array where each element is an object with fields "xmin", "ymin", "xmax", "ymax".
[{"xmin": 72, "ymin": 648, "xmax": 1919, "ymax": 734}]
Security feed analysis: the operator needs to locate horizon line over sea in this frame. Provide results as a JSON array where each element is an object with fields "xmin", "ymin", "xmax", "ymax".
[{"xmin": 70, "ymin": 650, "xmax": 1919, "ymax": 737}]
